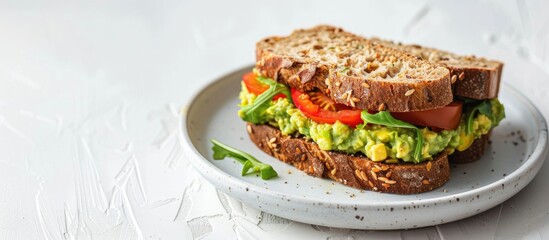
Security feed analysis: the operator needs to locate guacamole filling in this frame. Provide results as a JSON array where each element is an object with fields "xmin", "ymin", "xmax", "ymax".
[{"xmin": 238, "ymin": 81, "xmax": 505, "ymax": 164}]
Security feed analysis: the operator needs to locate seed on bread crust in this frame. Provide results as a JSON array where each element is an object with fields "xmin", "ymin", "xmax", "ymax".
[
  {"xmin": 378, "ymin": 103, "xmax": 386, "ymax": 111},
  {"xmin": 371, "ymin": 170, "xmax": 378, "ymax": 180},
  {"xmin": 341, "ymin": 91, "xmax": 349, "ymax": 100},
  {"xmin": 354, "ymin": 170, "xmax": 368, "ymax": 182},
  {"xmin": 346, "ymin": 90, "xmax": 353, "ymax": 103},
  {"xmin": 360, "ymin": 170, "xmax": 368, "ymax": 181},
  {"xmin": 422, "ymin": 179, "xmax": 431, "ymax": 185},
  {"xmin": 266, "ymin": 137, "xmax": 272, "ymax": 148},
  {"xmin": 378, "ymin": 177, "xmax": 390, "ymax": 182},
  {"xmin": 426, "ymin": 161, "xmax": 432, "ymax": 171},
  {"xmin": 378, "ymin": 177, "xmax": 397, "ymax": 185},
  {"xmin": 459, "ymin": 72, "xmax": 465, "ymax": 80},
  {"xmin": 247, "ymin": 125, "xmax": 253, "ymax": 134},
  {"xmin": 405, "ymin": 89, "xmax": 415, "ymax": 96},
  {"xmin": 355, "ymin": 169, "xmax": 363, "ymax": 180},
  {"xmin": 386, "ymin": 179, "xmax": 397, "ymax": 185},
  {"xmin": 451, "ymin": 75, "xmax": 457, "ymax": 84}
]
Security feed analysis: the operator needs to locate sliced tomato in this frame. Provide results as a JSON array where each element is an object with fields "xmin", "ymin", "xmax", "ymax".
[
  {"xmin": 242, "ymin": 72, "xmax": 286, "ymax": 100},
  {"xmin": 391, "ymin": 101, "xmax": 463, "ymax": 130},
  {"xmin": 308, "ymin": 91, "xmax": 336, "ymax": 111},
  {"xmin": 291, "ymin": 88, "xmax": 363, "ymax": 127},
  {"xmin": 292, "ymin": 87, "xmax": 462, "ymax": 130}
]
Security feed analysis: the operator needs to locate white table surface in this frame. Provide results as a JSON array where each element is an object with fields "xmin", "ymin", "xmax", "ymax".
[{"xmin": 1, "ymin": 0, "xmax": 549, "ymax": 239}]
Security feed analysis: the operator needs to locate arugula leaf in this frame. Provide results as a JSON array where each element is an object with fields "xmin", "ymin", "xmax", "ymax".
[
  {"xmin": 211, "ymin": 139, "xmax": 278, "ymax": 180},
  {"xmin": 240, "ymin": 77, "xmax": 292, "ymax": 124},
  {"xmin": 466, "ymin": 101, "xmax": 492, "ymax": 135},
  {"xmin": 358, "ymin": 111, "xmax": 424, "ymax": 162}
]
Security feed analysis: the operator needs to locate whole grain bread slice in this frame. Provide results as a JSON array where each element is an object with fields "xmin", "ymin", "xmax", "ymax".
[
  {"xmin": 256, "ymin": 25, "xmax": 452, "ymax": 112},
  {"xmin": 371, "ymin": 39, "xmax": 503, "ymax": 100},
  {"xmin": 247, "ymin": 123, "xmax": 451, "ymax": 194}
]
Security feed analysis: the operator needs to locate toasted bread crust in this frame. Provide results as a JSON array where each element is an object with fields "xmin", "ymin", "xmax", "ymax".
[
  {"xmin": 372, "ymin": 38, "xmax": 503, "ymax": 99},
  {"xmin": 247, "ymin": 123, "xmax": 451, "ymax": 194},
  {"xmin": 255, "ymin": 25, "xmax": 453, "ymax": 112},
  {"xmin": 449, "ymin": 65, "xmax": 502, "ymax": 100}
]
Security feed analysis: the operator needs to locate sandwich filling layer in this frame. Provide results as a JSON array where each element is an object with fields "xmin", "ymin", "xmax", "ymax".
[{"xmin": 238, "ymin": 75, "xmax": 504, "ymax": 163}]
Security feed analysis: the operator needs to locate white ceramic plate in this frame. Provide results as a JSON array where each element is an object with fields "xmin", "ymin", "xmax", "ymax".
[{"xmin": 181, "ymin": 65, "xmax": 548, "ymax": 230}]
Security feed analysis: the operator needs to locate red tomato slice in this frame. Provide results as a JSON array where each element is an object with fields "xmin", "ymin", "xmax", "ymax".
[
  {"xmin": 244, "ymin": 71, "xmax": 462, "ymax": 130},
  {"xmin": 242, "ymin": 72, "xmax": 286, "ymax": 100},
  {"xmin": 291, "ymin": 88, "xmax": 363, "ymax": 127},
  {"xmin": 391, "ymin": 101, "xmax": 463, "ymax": 130},
  {"xmin": 291, "ymin": 88, "xmax": 462, "ymax": 130}
]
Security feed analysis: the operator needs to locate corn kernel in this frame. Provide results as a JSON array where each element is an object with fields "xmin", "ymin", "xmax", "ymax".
[{"xmin": 371, "ymin": 143, "xmax": 388, "ymax": 161}]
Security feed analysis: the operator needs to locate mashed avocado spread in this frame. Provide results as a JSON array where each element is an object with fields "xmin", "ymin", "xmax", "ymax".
[{"xmin": 238, "ymin": 83, "xmax": 505, "ymax": 163}]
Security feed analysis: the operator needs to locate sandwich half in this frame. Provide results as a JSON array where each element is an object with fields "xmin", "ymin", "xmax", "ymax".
[{"xmin": 238, "ymin": 25, "xmax": 505, "ymax": 194}]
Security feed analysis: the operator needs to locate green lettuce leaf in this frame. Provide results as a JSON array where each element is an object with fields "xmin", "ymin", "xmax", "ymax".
[
  {"xmin": 466, "ymin": 101, "xmax": 492, "ymax": 135},
  {"xmin": 358, "ymin": 111, "xmax": 424, "ymax": 162},
  {"xmin": 240, "ymin": 76, "xmax": 291, "ymax": 124},
  {"xmin": 211, "ymin": 139, "xmax": 278, "ymax": 180}
]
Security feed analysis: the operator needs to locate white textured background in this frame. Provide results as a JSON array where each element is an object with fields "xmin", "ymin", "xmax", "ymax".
[{"xmin": 1, "ymin": 0, "xmax": 548, "ymax": 239}]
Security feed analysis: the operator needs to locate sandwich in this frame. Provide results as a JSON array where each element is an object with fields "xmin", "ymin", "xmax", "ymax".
[{"xmin": 238, "ymin": 25, "xmax": 505, "ymax": 194}]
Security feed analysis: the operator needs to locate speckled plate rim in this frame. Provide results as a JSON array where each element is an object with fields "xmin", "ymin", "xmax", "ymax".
[{"xmin": 180, "ymin": 64, "xmax": 548, "ymax": 228}]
